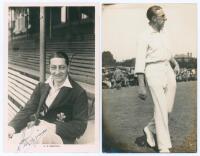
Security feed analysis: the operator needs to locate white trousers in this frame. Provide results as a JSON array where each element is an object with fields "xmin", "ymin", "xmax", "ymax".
[{"xmin": 145, "ymin": 61, "xmax": 176, "ymax": 150}]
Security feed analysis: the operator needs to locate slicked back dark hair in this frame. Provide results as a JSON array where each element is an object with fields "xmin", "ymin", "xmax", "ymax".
[
  {"xmin": 49, "ymin": 51, "xmax": 69, "ymax": 65},
  {"xmin": 146, "ymin": 5, "xmax": 162, "ymax": 21}
]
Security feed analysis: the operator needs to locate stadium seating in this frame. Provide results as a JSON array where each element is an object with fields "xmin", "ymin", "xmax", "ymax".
[{"xmin": 8, "ymin": 38, "xmax": 94, "ymax": 84}]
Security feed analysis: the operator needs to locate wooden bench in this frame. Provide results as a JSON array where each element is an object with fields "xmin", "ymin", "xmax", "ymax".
[{"xmin": 8, "ymin": 68, "xmax": 39, "ymax": 122}]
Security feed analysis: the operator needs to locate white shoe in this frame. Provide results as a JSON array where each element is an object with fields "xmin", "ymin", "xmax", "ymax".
[
  {"xmin": 160, "ymin": 148, "xmax": 170, "ymax": 153},
  {"xmin": 143, "ymin": 126, "xmax": 155, "ymax": 147}
]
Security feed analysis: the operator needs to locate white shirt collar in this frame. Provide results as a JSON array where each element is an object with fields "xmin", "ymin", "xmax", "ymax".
[{"xmin": 45, "ymin": 76, "xmax": 72, "ymax": 89}]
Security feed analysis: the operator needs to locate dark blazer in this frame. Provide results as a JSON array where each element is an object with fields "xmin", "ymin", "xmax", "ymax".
[{"xmin": 9, "ymin": 76, "xmax": 88, "ymax": 144}]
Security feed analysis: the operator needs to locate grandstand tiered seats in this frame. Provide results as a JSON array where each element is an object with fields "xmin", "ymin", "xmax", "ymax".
[{"xmin": 9, "ymin": 37, "xmax": 95, "ymax": 84}]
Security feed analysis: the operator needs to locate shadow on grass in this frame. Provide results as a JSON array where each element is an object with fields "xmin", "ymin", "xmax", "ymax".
[{"xmin": 103, "ymin": 132, "xmax": 158, "ymax": 153}]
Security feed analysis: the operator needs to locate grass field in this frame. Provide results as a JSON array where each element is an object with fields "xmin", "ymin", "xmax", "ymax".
[{"xmin": 102, "ymin": 81, "xmax": 197, "ymax": 153}]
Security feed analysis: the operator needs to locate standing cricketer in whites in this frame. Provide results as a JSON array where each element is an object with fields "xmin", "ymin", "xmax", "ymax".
[{"xmin": 135, "ymin": 5, "xmax": 180, "ymax": 153}]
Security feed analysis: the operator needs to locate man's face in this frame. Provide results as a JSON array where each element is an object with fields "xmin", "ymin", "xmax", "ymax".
[
  {"xmin": 153, "ymin": 9, "xmax": 167, "ymax": 31},
  {"xmin": 50, "ymin": 58, "xmax": 68, "ymax": 84}
]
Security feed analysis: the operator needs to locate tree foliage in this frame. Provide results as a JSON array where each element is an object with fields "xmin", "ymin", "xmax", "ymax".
[
  {"xmin": 102, "ymin": 51, "xmax": 116, "ymax": 67},
  {"xmin": 116, "ymin": 58, "xmax": 135, "ymax": 67},
  {"xmin": 176, "ymin": 57, "xmax": 197, "ymax": 69}
]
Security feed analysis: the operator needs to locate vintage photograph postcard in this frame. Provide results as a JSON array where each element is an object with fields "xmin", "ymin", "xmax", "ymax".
[
  {"xmin": 4, "ymin": 2, "xmax": 100, "ymax": 153},
  {"xmin": 102, "ymin": 3, "xmax": 197, "ymax": 153}
]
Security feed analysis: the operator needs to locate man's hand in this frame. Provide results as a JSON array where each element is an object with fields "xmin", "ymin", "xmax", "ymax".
[
  {"xmin": 8, "ymin": 126, "xmax": 15, "ymax": 139},
  {"xmin": 137, "ymin": 73, "xmax": 147, "ymax": 100},
  {"xmin": 174, "ymin": 64, "xmax": 180, "ymax": 75},
  {"xmin": 170, "ymin": 57, "xmax": 180, "ymax": 75},
  {"xmin": 138, "ymin": 85, "xmax": 147, "ymax": 100},
  {"xmin": 27, "ymin": 121, "xmax": 36, "ymax": 128}
]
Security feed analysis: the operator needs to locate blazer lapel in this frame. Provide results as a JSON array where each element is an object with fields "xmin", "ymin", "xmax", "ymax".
[
  {"xmin": 48, "ymin": 87, "xmax": 72, "ymax": 110},
  {"xmin": 36, "ymin": 84, "xmax": 51, "ymax": 115}
]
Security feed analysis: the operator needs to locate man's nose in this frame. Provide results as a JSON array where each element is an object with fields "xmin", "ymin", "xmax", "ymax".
[{"xmin": 55, "ymin": 67, "xmax": 61, "ymax": 74}]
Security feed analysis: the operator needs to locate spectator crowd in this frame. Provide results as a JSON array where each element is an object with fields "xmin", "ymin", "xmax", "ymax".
[{"xmin": 102, "ymin": 66, "xmax": 197, "ymax": 89}]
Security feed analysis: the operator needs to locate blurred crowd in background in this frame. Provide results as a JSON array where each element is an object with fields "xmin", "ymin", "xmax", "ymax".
[{"xmin": 102, "ymin": 66, "xmax": 197, "ymax": 89}]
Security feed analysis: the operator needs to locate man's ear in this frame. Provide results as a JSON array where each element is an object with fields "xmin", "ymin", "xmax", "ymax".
[{"xmin": 151, "ymin": 16, "xmax": 157, "ymax": 23}]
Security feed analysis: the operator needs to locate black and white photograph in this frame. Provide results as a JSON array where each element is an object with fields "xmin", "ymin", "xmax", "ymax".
[
  {"xmin": 1, "ymin": 1, "xmax": 199, "ymax": 155},
  {"xmin": 5, "ymin": 4, "xmax": 98, "ymax": 152},
  {"xmin": 102, "ymin": 3, "xmax": 197, "ymax": 153}
]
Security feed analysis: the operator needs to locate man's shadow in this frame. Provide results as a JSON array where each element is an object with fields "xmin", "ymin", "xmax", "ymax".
[{"xmin": 135, "ymin": 134, "xmax": 159, "ymax": 153}]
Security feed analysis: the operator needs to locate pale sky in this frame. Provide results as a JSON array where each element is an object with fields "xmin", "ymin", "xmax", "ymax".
[{"xmin": 102, "ymin": 4, "xmax": 197, "ymax": 61}]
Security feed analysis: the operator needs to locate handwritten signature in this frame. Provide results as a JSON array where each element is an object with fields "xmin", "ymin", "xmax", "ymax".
[{"xmin": 17, "ymin": 128, "xmax": 47, "ymax": 152}]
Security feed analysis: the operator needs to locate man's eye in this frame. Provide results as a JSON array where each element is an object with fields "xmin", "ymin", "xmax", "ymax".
[
  {"xmin": 60, "ymin": 66, "xmax": 66, "ymax": 70},
  {"xmin": 50, "ymin": 66, "xmax": 56, "ymax": 70}
]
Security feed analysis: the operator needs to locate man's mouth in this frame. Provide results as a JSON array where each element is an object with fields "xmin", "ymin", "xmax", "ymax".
[{"xmin": 54, "ymin": 75, "xmax": 64, "ymax": 78}]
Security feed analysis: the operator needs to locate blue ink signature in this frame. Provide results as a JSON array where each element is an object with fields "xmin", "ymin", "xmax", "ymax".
[{"xmin": 17, "ymin": 128, "xmax": 47, "ymax": 152}]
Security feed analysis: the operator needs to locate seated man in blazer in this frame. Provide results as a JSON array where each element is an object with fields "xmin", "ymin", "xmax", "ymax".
[{"xmin": 8, "ymin": 51, "xmax": 88, "ymax": 144}]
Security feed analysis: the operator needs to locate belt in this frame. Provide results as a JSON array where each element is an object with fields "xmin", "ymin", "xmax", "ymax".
[{"xmin": 146, "ymin": 60, "xmax": 168, "ymax": 66}]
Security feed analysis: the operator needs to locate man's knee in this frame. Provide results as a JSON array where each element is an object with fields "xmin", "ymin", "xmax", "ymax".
[{"xmin": 41, "ymin": 131, "xmax": 63, "ymax": 144}]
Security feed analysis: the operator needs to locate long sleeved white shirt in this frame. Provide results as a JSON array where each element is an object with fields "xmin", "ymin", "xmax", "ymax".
[{"xmin": 135, "ymin": 26, "xmax": 173, "ymax": 74}]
